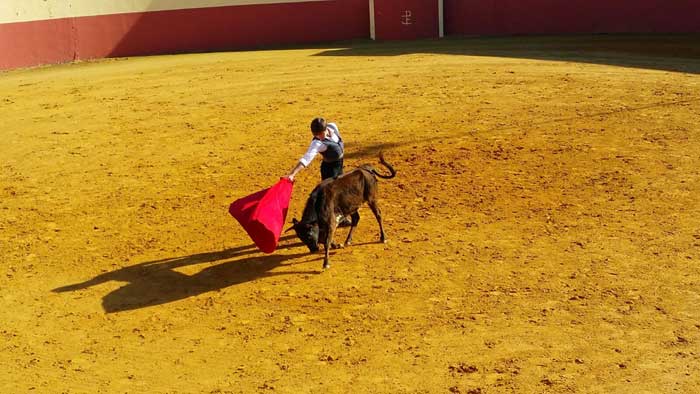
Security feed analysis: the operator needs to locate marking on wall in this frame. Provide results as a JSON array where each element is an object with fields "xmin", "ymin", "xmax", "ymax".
[{"xmin": 401, "ymin": 10, "xmax": 412, "ymax": 26}]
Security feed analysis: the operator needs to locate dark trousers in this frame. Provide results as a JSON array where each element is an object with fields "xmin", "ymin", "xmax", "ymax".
[{"xmin": 320, "ymin": 159, "xmax": 343, "ymax": 180}]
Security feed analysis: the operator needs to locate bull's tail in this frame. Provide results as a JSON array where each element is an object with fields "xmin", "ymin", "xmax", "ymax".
[{"xmin": 371, "ymin": 152, "xmax": 396, "ymax": 179}]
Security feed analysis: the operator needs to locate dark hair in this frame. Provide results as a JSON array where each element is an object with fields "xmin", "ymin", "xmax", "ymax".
[{"xmin": 310, "ymin": 117, "xmax": 327, "ymax": 134}]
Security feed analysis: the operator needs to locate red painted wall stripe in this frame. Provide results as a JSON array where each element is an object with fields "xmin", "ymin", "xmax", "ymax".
[
  {"xmin": 0, "ymin": 19, "xmax": 75, "ymax": 70},
  {"xmin": 445, "ymin": 0, "xmax": 700, "ymax": 36},
  {"xmin": 1, "ymin": 0, "xmax": 369, "ymax": 70}
]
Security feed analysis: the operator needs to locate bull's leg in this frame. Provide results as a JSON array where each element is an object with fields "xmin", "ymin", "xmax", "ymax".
[
  {"xmin": 367, "ymin": 199, "xmax": 386, "ymax": 243},
  {"xmin": 344, "ymin": 212, "xmax": 361, "ymax": 246},
  {"xmin": 323, "ymin": 221, "xmax": 337, "ymax": 269}
]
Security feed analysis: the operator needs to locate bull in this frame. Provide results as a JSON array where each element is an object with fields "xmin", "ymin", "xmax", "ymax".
[{"xmin": 287, "ymin": 154, "xmax": 396, "ymax": 269}]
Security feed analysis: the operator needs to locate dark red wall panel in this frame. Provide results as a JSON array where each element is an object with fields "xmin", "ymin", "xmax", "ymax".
[
  {"xmin": 374, "ymin": 0, "xmax": 440, "ymax": 40},
  {"xmin": 445, "ymin": 0, "xmax": 700, "ymax": 36}
]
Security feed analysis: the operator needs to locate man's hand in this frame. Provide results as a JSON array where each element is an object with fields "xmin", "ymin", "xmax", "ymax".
[{"xmin": 285, "ymin": 162, "xmax": 305, "ymax": 182}]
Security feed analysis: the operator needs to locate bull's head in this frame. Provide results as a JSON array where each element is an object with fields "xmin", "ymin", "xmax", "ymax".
[{"xmin": 286, "ymin": 218, "xmax": 319, "ymax": 253}]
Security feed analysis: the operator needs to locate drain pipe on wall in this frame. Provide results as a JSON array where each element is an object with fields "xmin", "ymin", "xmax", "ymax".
[
  {"xmin": 369, "ymin": 0, "xmax": 376, "ymax": 40},
  {"xmin": 438, "ymin": 0, "xmax": 444, "ymax": 37}
]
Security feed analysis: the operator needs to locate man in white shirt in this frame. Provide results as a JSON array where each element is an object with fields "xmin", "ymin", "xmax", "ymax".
[{"xmin": 285, "ymin": 117, "xmax": 344, "ymax": 182}]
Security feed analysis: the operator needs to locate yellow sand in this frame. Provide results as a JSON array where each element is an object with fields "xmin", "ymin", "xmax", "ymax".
[{"xmin": 1, "ymin": 36, "xmax": 699, "ymax": 393}]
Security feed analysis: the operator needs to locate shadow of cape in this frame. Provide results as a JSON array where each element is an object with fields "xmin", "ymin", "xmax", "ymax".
[{"xmin": 53, "ymin": 236, "xmax": 316, "ymax": 313}]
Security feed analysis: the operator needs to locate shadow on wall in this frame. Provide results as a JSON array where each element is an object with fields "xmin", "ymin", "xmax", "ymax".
[
  {"xmin": 312, "ymin": 34, "xmax": 700, "ymax": 75},
  {"xmin": 106, "ymin": 1, "xmax": 240, "ymax": 58},
  {"xmin": 104, "ymin": 0, "xmax": 369, "ymax": 59},
  {"xmin": 0, "ymin": 0, "xmax": 369, "ymax": 66}
]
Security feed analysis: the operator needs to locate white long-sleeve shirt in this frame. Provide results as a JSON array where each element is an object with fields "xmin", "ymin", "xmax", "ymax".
[{"xmin": 298, "ymin": 122, "xmax": 342, "ymax": 167}]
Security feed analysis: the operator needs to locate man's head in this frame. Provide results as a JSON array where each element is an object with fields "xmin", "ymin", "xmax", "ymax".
[{"xmin": 310, "ymin": 117, "xmax": 327, "ymax": 137}]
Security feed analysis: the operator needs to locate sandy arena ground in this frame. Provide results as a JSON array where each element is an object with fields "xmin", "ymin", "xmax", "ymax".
[{"xmin": 1, "ymin": 35, "xmax": 700, "ymax": 393}]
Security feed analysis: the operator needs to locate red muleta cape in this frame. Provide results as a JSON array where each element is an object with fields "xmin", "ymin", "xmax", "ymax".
[{"xmin": 228, "ymin": 178, "xmax": 294, "ymax": 253}]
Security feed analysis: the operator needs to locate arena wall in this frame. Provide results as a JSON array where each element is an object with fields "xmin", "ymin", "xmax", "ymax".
[{"xmin": 2, "ymin": 0, "xmax": 700, "ymax": 70}]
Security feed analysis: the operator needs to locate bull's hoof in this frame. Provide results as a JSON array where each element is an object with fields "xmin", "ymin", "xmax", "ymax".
[
  {"xmin": 323, "ymin": 263, "xmax": 330, "ymax": 270},
  {"xmin": 331, "ymin": 243, "xmax": 344, "ymax": 249}
]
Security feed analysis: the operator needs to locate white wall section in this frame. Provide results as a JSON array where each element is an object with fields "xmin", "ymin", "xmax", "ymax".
[{"xmin": 0, "ymin": 0, "xmax": 330, "ymax": 24}]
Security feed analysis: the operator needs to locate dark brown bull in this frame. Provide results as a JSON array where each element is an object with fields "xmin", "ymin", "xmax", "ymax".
[{"xmin": 287, "ymin": 154, "xmax": 396, "ymax": 269}]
